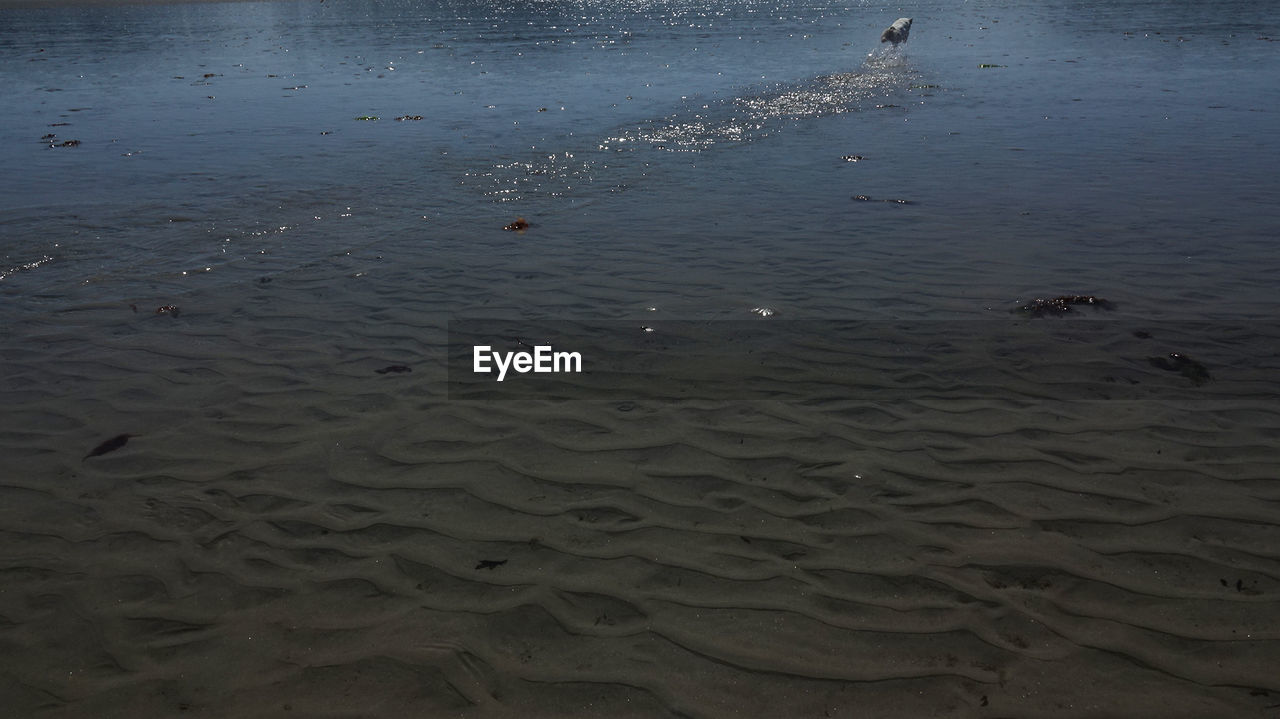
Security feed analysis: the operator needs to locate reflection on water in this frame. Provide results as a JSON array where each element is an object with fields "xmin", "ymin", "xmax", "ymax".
[
  {"xmin": 618, "ymin": 50, "xmax": 916, "ymax": 150},
  {"xmin": 2, "ymin": 0, "xmax": 1277, "ymax": 319}
]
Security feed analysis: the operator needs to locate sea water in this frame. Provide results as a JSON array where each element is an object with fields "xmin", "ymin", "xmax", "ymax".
[{"xmin": 3, "ymin": 0, "xmax": 1277, "ymax": 321}]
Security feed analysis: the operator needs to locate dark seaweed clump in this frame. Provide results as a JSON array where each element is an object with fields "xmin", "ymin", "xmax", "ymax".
[
  {"xmin": 1016, "ymin": 295, "xmax": 1114, "ymax": 317},
  {"xmin": 85, "ymin": 433, "xmax": 135, "ymax": 459},
  {"xmin": 1148, "ymin": 353, "xmax": 1211, "ymax": 386}
]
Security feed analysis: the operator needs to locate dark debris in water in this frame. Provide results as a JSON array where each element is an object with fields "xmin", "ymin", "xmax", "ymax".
[
  {"xmin": 504, "ymin": 217, "xmax": 530, "ymax": 232},
  {"xmin": 85, "ymin": 433, "xmax": 135, "ymax": 460},
  {"xmin": 841, "ymin": 155, "xmax": 864, "ymax": 162},
  {"xmin": 475, "ymin": 559, "xmax": 507, "ymax": 570},
  {"xmin": 375, "ymin": 365, "xmax": 412, "ymax": 375},
  {"xmin": 1148, "ymin": 353, "xmax": 1211, "ymax": 386},
  {"xmin": 395, "ymin": 115, "xmax": 423, "ymax": 121},
  {"xmin": 155, "ymin": 305, "xmax": 181, "ymax": 317},
  {"xmin": 1015, "ymin": 295, "xmax": 1114, "ymax": 317}
]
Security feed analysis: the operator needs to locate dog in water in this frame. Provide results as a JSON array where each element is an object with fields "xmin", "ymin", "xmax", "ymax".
[{"xmin": 881, "ymin": 18, "xmax": 912, "ymax": 45}]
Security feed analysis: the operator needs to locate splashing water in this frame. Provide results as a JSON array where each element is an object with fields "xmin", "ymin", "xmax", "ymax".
[{"xmin": 469, "ymin": 47, "xmax": 920, "ymax": 202}]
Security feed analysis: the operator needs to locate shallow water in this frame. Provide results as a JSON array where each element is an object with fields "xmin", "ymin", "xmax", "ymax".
[{"xmin": 2, "ymin": 0, "xmax": 1279, "ymax": 716}]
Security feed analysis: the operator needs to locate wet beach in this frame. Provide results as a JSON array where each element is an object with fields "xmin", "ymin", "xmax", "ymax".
[{"xmin": 2, "ymin": 0, "xmax": 1280, "ymax": 716}]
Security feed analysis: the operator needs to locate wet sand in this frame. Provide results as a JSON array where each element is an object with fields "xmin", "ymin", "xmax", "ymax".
[{"xmin": 2, "ymin": 247, "xmax": 1278, "ymax": 718}]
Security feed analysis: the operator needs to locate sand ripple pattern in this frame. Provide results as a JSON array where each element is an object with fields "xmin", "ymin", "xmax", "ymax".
[{"xmin": 3, "ymin": 257, "xmax": 1279, "ymax": 717}]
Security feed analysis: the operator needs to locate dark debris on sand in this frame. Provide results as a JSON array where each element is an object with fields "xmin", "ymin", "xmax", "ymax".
[
  {"xmin": 375, "ymin": 365, "xmax": 412, "ymax": 375},
  {"xmin": 1148, "ymin": 352, "xmax": 1211, "ymax": 385},
  {"xmin": 85, "ymin": 434, "xmax": 135, "ymax": 460},
  {"xmin": 1016, "ymin": 295, "xmax": 1114, "ymax": 317}
]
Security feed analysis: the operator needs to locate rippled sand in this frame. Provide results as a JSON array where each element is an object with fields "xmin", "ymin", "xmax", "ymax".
[
  {"xmin": 3, "ymin": 246, "xmax": 1278, "ymax": 718},
  {"xmin": 4, "ymin": 0, "xmax": 1280, "ymax": 712}
]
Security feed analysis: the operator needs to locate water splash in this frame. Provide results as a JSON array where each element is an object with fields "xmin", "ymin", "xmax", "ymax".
[{"xmin": 470, "ymin": 49, "xmax": 921, "ymax": 201}]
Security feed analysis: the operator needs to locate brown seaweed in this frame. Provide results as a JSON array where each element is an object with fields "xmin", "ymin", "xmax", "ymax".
[
  {"xmin": 1016, "ymin": 295, "xmax": 1114, "ymax": 317},
  {"xmin": 503, "ymin": 217, "xmax": 530, "ymax": 232},
  {"xmin": 85, "ymin": 433, "xmax": 135, "ymax": 460}
]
